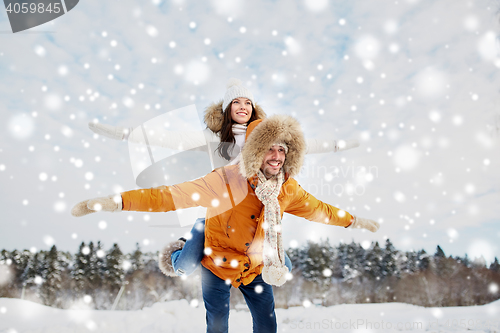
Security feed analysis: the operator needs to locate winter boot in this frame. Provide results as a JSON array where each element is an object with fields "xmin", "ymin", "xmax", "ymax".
[{"xmin": 159, "ymin": 238, "xmax": 186, "ymax": 277}]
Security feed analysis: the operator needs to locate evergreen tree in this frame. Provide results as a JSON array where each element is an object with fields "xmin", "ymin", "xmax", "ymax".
[
  {"xmin": 471, "ymin": 256, "xmax": 487, "ymax": 269},
  {"xmin": 490, "ymin": 257, "xmax": 500, "ymax": 272},
  {"xmin": 401, "ymin": 251, "xmax": 419, "ymax": 274},
  {"xmin": 130, "ymin": 243, "xmax": 144, "ymax": 272},
  {"xmin": 72, "ymin": 242, "xmax": 90, "ymax": 295},
  {"xmin": 142, "ymin": 251, "xmax": 161, "ymax": 274},
  {"xmin": 5, "ymin": 239, "xmax": 500, "ymax": 309},
  {"xmin": 104, "ymin": 243, "xmax": 124, "ymax": 291},
  {"xmin": 21, "ymin": 252, "xmax": 38, "ymax": 286},
  {"xmin": 338, "ymin": 242, "xmax": 366, "ymax": 281},
  {"xmin": 300, "ymin": 240, "xmax": 335, "ymax": 284},
  {"xmin": 382, "ymin": 239, "xmax": 399, "ymax": 278},
  {"xmin": 417, "ymin": 250, "xmax": 430, "ymax": 270},
  {"xmin": 0, "ymin": 250, "xmax": 14, "ymax": 291},
  {"xmin": 0, "ymin": 250, "xmax": 9, "ymax": 263},
  {"xmin": 86, "ymin": 241, "xmax": 105, "ymax": 290},
  {"xmin": 11, "ymin": 250, "xmax": 31, "ymax": 286},
  {"xmin": 40, "ymin": 245, "xmax": 66, "ymax": 306},
  {"xmin": 434, "ymin": 245, "xmax": 445, "ymax": 258},
  {"xmin": 0, "ymin": 250, "xmax": 12, "ymax": 271},
  {"xmin": 461, "ymin": 254, "xmax": 471, "ymax": 268},
  {"xmin": 364, "ymin": 242, "xmax": 384, "ymax": 279},
  {"xmin": 433, "ymin": 246, "xmax": 456, "ymax": 276},
  {"xmin": 21, "ymin": 251, "xmax": 45, "ymax": 299},
  {"xmin": 332, "ymin": 242, "xmax": 347, "ymax": 279}
]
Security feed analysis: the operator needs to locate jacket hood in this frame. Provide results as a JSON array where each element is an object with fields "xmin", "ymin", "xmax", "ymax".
[
  {"xmin": 239, "ymin": 115, "xmax": 306, "ymax": 179},
  {"xmin": 204, "ymin": 100, "xmax": 267, "ymax": 133}
]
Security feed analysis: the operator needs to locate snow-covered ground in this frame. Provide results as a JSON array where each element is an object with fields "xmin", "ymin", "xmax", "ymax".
[{"xmin": 1, "ymin": 298, "xmax": 500, "ymax": 333}]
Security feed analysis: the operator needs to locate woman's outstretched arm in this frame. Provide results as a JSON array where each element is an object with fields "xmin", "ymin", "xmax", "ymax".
[
  {"xmin": 89, "ymin": 121, "xmax": 220, "ymax": 151},
  {"xmin": 305, "ymin": 137, "xmax": 360, "ymax": 154}
]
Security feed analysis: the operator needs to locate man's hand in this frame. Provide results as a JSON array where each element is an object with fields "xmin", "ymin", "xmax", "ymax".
[
  {"xmin": 348, "ymin": 215, "xmax": 380, "ymax": 232},
  {"xmin": 71, "ymin": 195, "xmax": 122, "ymax": 217},
  {"xmin": 88, "ymin": 122, "xmax": 128, "ymax": 140}
]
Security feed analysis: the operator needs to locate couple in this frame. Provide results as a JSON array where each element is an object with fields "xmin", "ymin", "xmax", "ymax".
[{"xmin": 72, "ymin": 79, "xmax": 380, "ymax": 333}]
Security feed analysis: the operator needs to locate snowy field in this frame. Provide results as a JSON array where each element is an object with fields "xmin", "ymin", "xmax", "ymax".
[{"xmin": 1, "ymin": 298, "xmax": 500, "ymax": 333}]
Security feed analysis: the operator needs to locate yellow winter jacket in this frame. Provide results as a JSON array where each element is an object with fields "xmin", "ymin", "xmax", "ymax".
[{"xmin": 121, "ymin": 164, "xmax": 353, "ymax": 287}]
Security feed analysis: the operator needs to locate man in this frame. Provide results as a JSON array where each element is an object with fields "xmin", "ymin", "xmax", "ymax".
[{"xmin": 72, "ymin": 115, "xmax": 379, "ymax": 333}]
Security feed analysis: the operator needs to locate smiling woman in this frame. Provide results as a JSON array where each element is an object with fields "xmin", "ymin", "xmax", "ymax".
[
  {"xmin": 215, "ymin": 79, "xmax": 261, "ymax": 160},
  {"xmin": 230, "ymin": 98, "xmax": 253, "ymax": 123}
]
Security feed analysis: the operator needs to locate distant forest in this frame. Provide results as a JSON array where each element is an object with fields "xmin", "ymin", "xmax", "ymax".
[{"xmin": 1, "ymin": 239, "xmax": 499, "ymax": 310}]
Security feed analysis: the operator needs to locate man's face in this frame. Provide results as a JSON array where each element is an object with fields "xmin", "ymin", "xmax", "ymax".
[{"xmin": 260, "ymin": 145, "xmax": 286, "ymax": 178}]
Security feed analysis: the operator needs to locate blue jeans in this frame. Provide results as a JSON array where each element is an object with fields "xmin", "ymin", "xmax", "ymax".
[
  {"xmin": 201, "ymin": 266, "xmax": 277, "ymax": 333},
  {"xmin": 171, "ymin": 218, "xmax": 293, "ymax": 276},
  {"xmin": 171, "ymin": 218, "xmax": 206, "ymax": 276}
]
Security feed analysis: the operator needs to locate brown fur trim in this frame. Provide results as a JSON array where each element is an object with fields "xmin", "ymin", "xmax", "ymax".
[
  {"xmin": 158, "ymin": 239, "xmax": 185, "ymax": 277},
  {"xmin": 253, "ymin": 104, "xmax": 267, "ymax": 124},
  {"xmin": 204, "ymin": 100, "xmax": 267, "ymax": 133},
  {"xmin": 204, "ymin": 100, "xmax": 224, "ymax": 133},
  {"xmin": 239, "ymin": 115, "xmax": 306, "ymax": 178}
]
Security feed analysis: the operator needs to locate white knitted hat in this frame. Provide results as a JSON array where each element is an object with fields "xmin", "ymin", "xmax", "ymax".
[{"xmin": 222, "ymin": 78, "xmax": 255, "ymax": 111}]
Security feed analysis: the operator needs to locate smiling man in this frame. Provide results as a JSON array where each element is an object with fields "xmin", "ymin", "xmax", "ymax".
[
  {"xmin": 260, "ymin": 144, "xmax": 286, "ymax": 177},
  {"xmin": 71, "ymin": 115, "xmax": 379, "ymax": 333}
]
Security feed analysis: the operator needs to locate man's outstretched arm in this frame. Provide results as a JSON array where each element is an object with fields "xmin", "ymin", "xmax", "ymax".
[
  {"xmin": 284, "ymin": 180, "xmax": 379, "ymax": 232},
  {"xmin": 71, "ymin": 169, "xmax": 229, "ymax": 217}
]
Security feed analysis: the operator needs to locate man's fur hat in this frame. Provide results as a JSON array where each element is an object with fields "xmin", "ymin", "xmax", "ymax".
[{"xmin": 239, "ymin": 115, "xmax": 306, "ymax": 178}]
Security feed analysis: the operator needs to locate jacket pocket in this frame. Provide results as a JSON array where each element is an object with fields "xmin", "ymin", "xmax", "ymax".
[{"xmin": 217, "ymin": 209, "xmax": 232, "ymax": 238}]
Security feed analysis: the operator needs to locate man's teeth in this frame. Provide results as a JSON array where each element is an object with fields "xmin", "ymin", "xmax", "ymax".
[{"xmin": 268, "ymin": 162, "xmax": 280, "ymax": 166}]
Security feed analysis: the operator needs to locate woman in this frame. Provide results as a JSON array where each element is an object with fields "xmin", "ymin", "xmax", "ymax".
[{"xmin": 89, "ymin": 78, "xmax": 359, "ymax": 277}]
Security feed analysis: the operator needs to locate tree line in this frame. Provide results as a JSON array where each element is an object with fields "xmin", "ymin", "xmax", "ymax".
[{"xmin": 0, "ymin": 239, "xmax": 499, "ymax": 310}]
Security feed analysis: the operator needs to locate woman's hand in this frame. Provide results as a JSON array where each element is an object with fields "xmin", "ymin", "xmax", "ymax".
[{"xmin": 88, "ymin": 122, "xmax": 129, "ymax": 140}]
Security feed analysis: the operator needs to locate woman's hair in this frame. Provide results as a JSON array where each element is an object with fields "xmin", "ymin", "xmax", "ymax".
[{"xmin": 217, "ymin": 102, "xmax": 259, "ymax": 160}]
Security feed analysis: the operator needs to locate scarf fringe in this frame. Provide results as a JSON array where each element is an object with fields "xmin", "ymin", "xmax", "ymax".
[{"xmin": 262, "ymin": 265, "xmax": 289, "ymax": 287}]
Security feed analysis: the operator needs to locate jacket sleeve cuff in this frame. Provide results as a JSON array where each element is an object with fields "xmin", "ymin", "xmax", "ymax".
[{"xmin": 344, "ymin": 215, "xmax": 354, "ymax": 228}]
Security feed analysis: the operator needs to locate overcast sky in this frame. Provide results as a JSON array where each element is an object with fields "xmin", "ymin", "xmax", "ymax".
[{"xmin": 1, "ymin": 0, "xmax": 499, "ymax": 262}]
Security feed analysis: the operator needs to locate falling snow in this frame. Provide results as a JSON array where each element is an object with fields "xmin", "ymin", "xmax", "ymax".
[{"xmin": 0, "ymin": 2, "xmax": 499, "ymax": 327}]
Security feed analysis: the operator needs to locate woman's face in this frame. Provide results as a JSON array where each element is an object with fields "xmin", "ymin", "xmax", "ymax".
[{"xmin": 230, "ymin": 97, "xmax": 253, "ymax": 124}]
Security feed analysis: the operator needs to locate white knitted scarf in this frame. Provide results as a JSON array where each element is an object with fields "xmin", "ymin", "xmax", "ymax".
[
  {"xmin": 227, "ymin": 123, "xmax": 247, "ymax": 165},
  {"xmin": 232, "ymin": 123, "xmax": 247, "ymax": 135},
  {"xmin": 232, "ymin": 123, "xmax": 247, "ymax": 149},
  {"xmin": 255, "ymin": 169, "xmax": 288, "ymax": 286}
]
